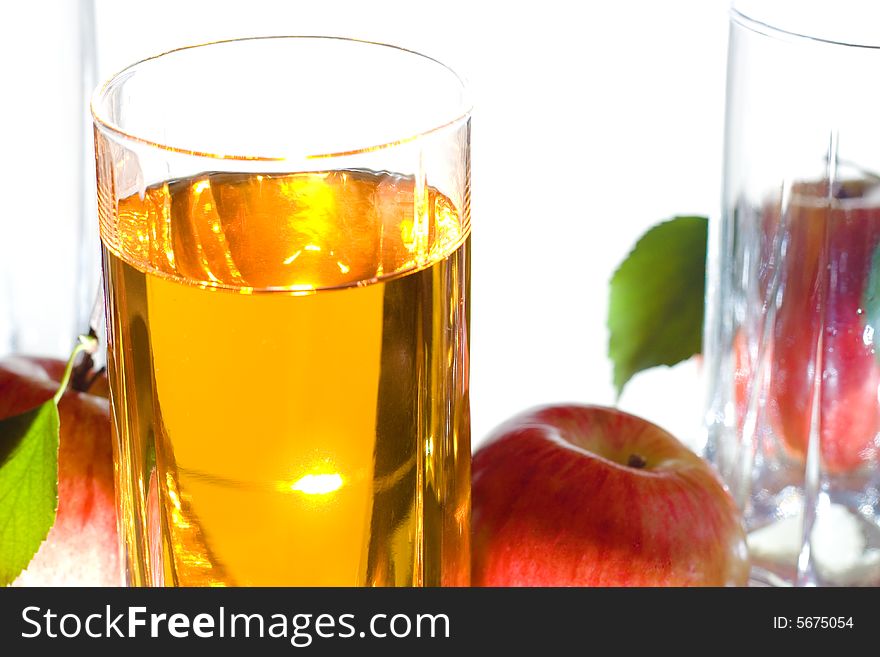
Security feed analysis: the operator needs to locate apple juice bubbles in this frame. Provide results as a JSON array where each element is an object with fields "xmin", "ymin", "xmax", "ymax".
[
  {"xmin": 92, "ymin": 38, "xmax": 472, "ymax": 586},
  {"xmin": 706, "ymin": 3, "xmax": 880, "ymax": 586}
]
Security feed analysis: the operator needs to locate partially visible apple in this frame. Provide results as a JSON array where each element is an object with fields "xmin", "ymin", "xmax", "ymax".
[
  {"xmin": 762, "ymin": 190, "xmax": 880, "ymax": 473},
  {"xmin": 471, "ymin": 404, "xmax": 749, "ymax": 586},
  {"xmin": 0, "ymin": 355, "xmax": 121, "ymax": 586}
]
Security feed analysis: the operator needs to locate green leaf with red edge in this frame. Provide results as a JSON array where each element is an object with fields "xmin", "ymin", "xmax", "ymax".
[
  {"xmin": 863, "ymin": 242, "xmax": 880, "ymax": 366},
  {"xmin": 0, "ymin": 400, "xmax": 59, "ymax": 585},
  {"xmin": 608, "ymin": 215, "xmax": 708, "ymax": 396}
]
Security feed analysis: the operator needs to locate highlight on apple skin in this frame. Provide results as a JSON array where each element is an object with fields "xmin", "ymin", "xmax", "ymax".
[
  {"xmin": 471, "ymin": 404, "xmax": 750, "ymax": 587},
  {"xmin": 0, "ymin": 356, "xmax": 121, "ymax": 587}
]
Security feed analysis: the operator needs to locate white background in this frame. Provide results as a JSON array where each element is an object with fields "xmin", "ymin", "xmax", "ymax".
[{"xmin": 1, "ymin": 0, "xmax": 730, "ymax": 450}]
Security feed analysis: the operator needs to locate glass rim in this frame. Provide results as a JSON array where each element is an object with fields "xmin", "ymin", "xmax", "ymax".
[
  {"xmin": 731, "ymin": 6, "xmax": 880, "ymax": 51},
  {"xmin": 90, "ymin": 35, "xmax": 473, "ymax": 161}
]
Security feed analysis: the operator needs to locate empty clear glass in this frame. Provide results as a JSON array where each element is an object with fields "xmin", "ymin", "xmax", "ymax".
[
  {"xmin": 706, "ymin": 0, "xmax": 880, "ymax": 586},
  {"xmin": 0, "ymin": 0, "xmax": 99, "ymax": 356}
]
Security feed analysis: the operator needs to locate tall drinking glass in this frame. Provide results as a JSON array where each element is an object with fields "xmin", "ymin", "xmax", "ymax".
[
  {"xmin": 1, "ymin": 0, "xmax": 98, "ymax": 356},
  {"xmin": 706, "ymin": 1, "xmax": 880, "ymax": 586},
  {"xmin": 92, "ymin": 37, "xmax": 471, "ymax": 586}
]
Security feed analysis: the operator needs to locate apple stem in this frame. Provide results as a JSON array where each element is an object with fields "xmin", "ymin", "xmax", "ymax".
[
  {"xmin": 53, "ymin": 332, "xmax": 100, "ymax": 405},
  {"xmin": 70, "ymin": 352, "xmax": 97, "ymax": 393},
  {"xmin": 627, "ymin": 454, "xmax": 647, "ymax": 469},
  {"xmin": 70, "ymin": 328, "xmax": 105, "ymax": 393}
]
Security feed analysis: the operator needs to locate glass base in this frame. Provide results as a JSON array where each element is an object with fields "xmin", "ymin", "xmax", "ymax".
[
  {"xmin": 745, "ymin": 501, "xmax": 880, "ymax": 586},
  {"xmin": 748, "ymin": 567, "xmax": 792, "ymax": 587}
]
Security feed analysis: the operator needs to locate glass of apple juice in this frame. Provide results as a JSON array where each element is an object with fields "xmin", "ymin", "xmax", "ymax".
[
  {"xmin": 91, "ymin": 37, "xmax": 472, "ymax": 586},
  {"xmin": 705, "ymin": 2, "xmax": 880, "ymax": 586}
]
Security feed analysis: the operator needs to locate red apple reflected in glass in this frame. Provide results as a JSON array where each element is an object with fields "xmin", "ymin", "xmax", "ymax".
[
  {"xmin": 0, "ymin": 356, "xmax": 121, "ymax": 586},
  {"xmin": 471, "ymin": 405, "xmax": 749, "ymax": 587},
  {"xmin": 764, "ymin": 181, "xmax": 880, "ymax": 473}
]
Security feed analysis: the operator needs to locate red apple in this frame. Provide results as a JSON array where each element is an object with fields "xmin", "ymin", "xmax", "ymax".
[
  {"xmin": 763, "ymin": 190, "xmax": 880, "ymax": 473},
  {"xmin": 0, "ymin": 355, "xmax": 122, "ymax": 586},
  {"xmin": 471, "ymin": 404, "xmax": 749, "ymax": 587}
]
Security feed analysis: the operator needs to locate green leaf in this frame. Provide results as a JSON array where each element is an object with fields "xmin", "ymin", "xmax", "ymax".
[
  {"xmin": 863, "ymin": 242, "xmax": 880, "ymax": 366},
  {"xmin": 0, "ymin": 401, "xmax": 59, "ymax": 585},
  {"xmin": 0, "ymin": 334, "xmax": 96, "ymax": 585},
  {"xmin": 608, "ymin": 215, "xmax": 708, "ymax": 396}
]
